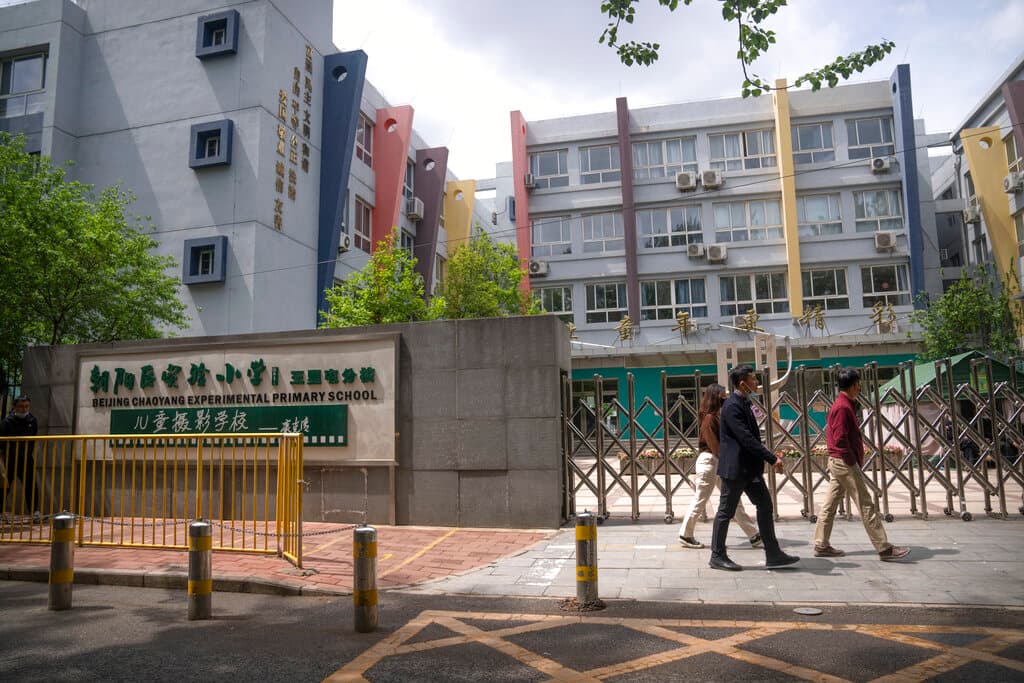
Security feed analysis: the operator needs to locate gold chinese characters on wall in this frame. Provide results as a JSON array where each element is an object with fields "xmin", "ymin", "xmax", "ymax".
[{"xmin": 271, "ymin": 44, "xmax": 315, "ymax": 231}]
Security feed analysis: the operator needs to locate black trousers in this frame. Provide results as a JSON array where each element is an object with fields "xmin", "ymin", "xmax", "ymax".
[
  {"xmin": 2, "ymin": 447, "xmax": 38, "ymax": 515},
  {"xmin": 711, "ymin": 474, "xmax": 779, "ymax": 557}
]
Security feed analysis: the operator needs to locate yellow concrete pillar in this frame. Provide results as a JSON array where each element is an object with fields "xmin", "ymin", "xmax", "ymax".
[
  {"xmin": 961, "ymin": 126, "xmax": 1016, "ymax": 288},
  {"xmin": 445, "ymin": 180, "xmax": 477, "ymax": 255},
  {"xmin": 772, "ymin": 79, "xmax": 803, "ymax": 316}
]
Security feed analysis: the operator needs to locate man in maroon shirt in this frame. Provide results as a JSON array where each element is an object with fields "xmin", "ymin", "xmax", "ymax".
[{"xmin": 814, "ymin": 368, "xmax": 910, "ymax": 561}]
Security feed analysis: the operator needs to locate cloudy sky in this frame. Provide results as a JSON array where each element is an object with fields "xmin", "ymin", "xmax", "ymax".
[{"xmin": 333, "ymin": 0, "xmax": 1024, "ymax": 181}]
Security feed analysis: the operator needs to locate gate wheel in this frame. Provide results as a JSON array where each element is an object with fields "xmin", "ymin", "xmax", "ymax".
[
  {"xmin": 960, "ymin": 511, "xmax": 973, "ymax": 522},
  {"xmin": 1018, "ymin": 505, "xmax": 1024, "ymax": 517},
  {"xmin": 664, "ymin": 515, "xmax": 674, "ymax": 524},
  {"xmin": 943, "ymin": 507, "xmax": 952, "ymax": 516},
  {"xmin": 808, "ymin": 514, "xmax": 818, "ymax": 523},
  {"xmin": 884, "ymin": 514, "xmax": 894, "ymax": 523}
]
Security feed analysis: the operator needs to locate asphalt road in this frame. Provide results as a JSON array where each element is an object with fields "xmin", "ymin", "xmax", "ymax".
[{"xmin": 2, "ymin": 582, "xmax": 1023, "ymax": 682}]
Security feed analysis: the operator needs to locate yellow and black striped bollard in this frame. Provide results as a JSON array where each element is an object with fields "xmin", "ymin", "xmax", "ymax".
[
  {"xmin": 353, "ymin": 526, "xmax": 378, "ymax": 633},
  {"xmin": 575, "ymin": 512, "xmax": 598, "ymax": 604},
  {"xmin": 49, "ymin": 512, "xmax": 75, "ymax": 611},
  {"xmin": 188, "ymin": 520, "xmax": 212, "ymax": 620}
]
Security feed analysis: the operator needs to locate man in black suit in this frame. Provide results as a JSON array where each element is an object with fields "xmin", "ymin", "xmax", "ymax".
[{"xmin": 709, "ymin": 365, "xmax": 799, "ymax": 571}]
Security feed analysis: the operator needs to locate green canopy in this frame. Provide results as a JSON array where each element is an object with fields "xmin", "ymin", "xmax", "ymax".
[{"xmin": 877, "ymin": 351, "xmax": 1023, "ymax": 402}]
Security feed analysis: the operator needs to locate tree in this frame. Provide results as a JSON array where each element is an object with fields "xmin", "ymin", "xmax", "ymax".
[
  {"xmin": 430, "ymin": 227, "xmax": 539, "ymax": 319},
  {"xmin": 911, "ymin": 268, "xmax": 1022, "ymax": 362},
  {"xmin": 320, "ymin": 229, "xmax": 429, "ymax": 327},
  {"xmin": 0, "ymin": 134, "xmax": 187, "ymax": 369},
  {"xmin": 598, "ymin": 0, "xmax": 894, "ymax": 97}
]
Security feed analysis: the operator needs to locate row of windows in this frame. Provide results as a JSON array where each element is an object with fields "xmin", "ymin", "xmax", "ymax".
[
  {"xmin": 531, "ymin": 190, "xmax": 903, "ymax": 256},
  {"xmin": 528, "ymin": 116, "xmax": 895, "ymax": 188},
  {"xmin": 536, "ymin": 264, "xmax": 911, "ymax": 324}
]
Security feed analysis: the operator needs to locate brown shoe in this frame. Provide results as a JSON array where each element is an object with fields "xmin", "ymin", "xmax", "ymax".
[
  {"xmin": 814, "ymin": 545, "xmax": 846, "ymax": 557},
  {"xmin": 880, "ymin": 546, "xmax": 911, "ymax": 561}
]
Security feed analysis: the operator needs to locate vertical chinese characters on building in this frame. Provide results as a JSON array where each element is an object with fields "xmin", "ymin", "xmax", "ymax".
[{"xmin": 271, "ymin": 44, "xmax": 315, "ymax": 230}]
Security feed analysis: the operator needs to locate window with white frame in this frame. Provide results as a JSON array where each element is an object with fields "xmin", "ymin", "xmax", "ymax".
[
  {"xmin": 579, "ymin": 144, "xmax": 621, "ymax": 184},
  {"xmin": 801, "ymin": 268, "xmax": 849, "ymax": 310},
  {"xmin": 636, "ymin": 206, "xmax": 702, "ymax": 248},
  {"xmin": 713, "ymin": 199, "xmax": 782, "ymax": 242},
  {"xmin": 355, "ymin": 113, "xmax": 373, "ymax": 167},
  {"xmin": 353, "ymin": 196, "xmax": 372, "ymax": 252},
  {"xmin": 1, "ymin": 52, "xmax": 47, "ymax": 119},
  {"xmin": 403, "ymin": 160, "xmax": 414, "ymax": 200},
  {"xmin": 719, "ymin": 272, "xmax": 789, "ymax": 316},
  {"xmin": 531, "ymin": 216, "xmax": 572, "ymax": 257},
  {"xmin": 796, "ymin": 194, "xmax": 842, "ymax": 237},
  {"xmin": 861, "ymin": 264, "xmax": 911, "ymax": 307},
  {"xmin": 438, "ymin": 192, "xmax": 445, "ymax": 228},
  {"xmin": 434, "ymin": 255, "xmax": 446, "ymax": 293},
  {"xmin": 709, "ymin": 129, "xmax": 776, "ymax": 171},
  {"xmin": 640, "ymin": 278, "xmax": 707, "ymax": 321},
  {"xmin": 632, "ymin": 137, "xmax": 698, "ymax": 180},
  {"xmin": 1015, "ymin": 213, "xmax": 1024, "ymax": 258},
  {"xmin": 529, "ymin": 149, "xmax": 569, "ymax": 189},
  {"xmin": 582, "ymin": 211, "xmax": 624, "ymax": 253},
  {"xmin": 854, "ymin": 189, "xmax": 903, "ymax": 232},
  {"xmin": 1007, "ymin": 133, "xmax": 1022, "ymax": 175},
  {"xmin": 585, "ymin": 282, "xmax": 628, "ymax": 323},
  {"xmin": 791, "ymin": 122, "xmax": 835, "ymax": 164},
  {"xmin": 400, "ymin": 228, "xmax": 414, "ymax": 255},
  {"xmin": 536, "ymin": 286, "xmax": 574, "ymax": 323},
  {"xmin": 846, "ymin": 116, "xmax": 894, "ymax": 159}
]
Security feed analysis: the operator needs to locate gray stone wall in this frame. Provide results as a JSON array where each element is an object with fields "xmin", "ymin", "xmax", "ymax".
[{"xmin": 21, "ymin": 315, "xmax": 570, "ymax": 528}]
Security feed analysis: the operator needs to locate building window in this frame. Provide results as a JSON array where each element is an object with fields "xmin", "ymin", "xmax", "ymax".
[
  {"xmin": 791, "ymin": 122, "xmax": 835, "ymax": 164},
  {"xmin": 636, "ymin": 206, "xmax": 702, "ymax": 248},
  {"xmin": 846, "ymin": 116, "xmax": 894, "ymax": 159},
  {"xmin": 403, "ymin": 160, "xmax": 414, "ymax": 200},
  {"xmin": 182, "ymin": 236, "xmax": 228, "ymax": 285},
  {"xmin": 796, "ymin": 194, "xmax": 842, "ymax": 237},
  {"xmin": 709, "ymin": 129, "xmax": 776, "ymax": 171},
  {"xmin": 585, "ymin": 282, "xmax": 628, "ymax": 323},
  {"xmin": 438, "ymin": 192, "xmax": 445, "ymax": 228},
  {"xmin": 529, "ymin": 149, "xmax": 569, "ymax": 189},
  {"xmin": 536, "ymin": 286, "xmax": 574, "ymax": 323},
  {"xmin": 861, "ymin": 264, "xmax": 911, "ymax": 307},
  {"xmin": 0, "ymin": 52, "xmax": 47, "ymax": 120},
  {"xmin": 719, "ymin": 273, "xmax": 789, "ymax": 316},
  {"xmin": 353, "ymin": 196, "xmax": 372, "ymax": 253},
  {"xmin": 188, "ymin": 120, "xmax": 233, "ymax": 169},
  {"xmin": 713, "ymin": 199, "xmax": 782, "ymax": 242},
  {"xmin": 640, "ymin": 278, "xmax": 707, "ymax": 321},
  {"xmin": 531, "ymin": 216, "xmax": 572, "ymax": 257},
  {"xmin": 582, "ymin": 211, "xmax": 624, "ymax": 253},
  {"xmin": 801, "ymin": 268, "xmax": 849, "ymax": 310},
  {"xmin": 1015, "ymin": 213, "xmax": 1024, "ymax": 258},
  {"xmin": 632, "ymin": 137, "xmax": 698, "ymax": 180},
  {"xmin": 854, "ymin": 189, "xmax": 903, "ymax": 232},
  {"xmin": 355, "ymin": 113, "xmax": 373, "ymax": 167},
  {"xmin": 579, "ymin": 144, "xmax": 621, "ymax": 184},
  {"xmin": 195, "ymin": 9, "xmax": 240, "ymax": 59},
  {"xmin": 1007, "ymin": 133, "xmax": 1022, "ymax": 175},
  {"xmin": 434, "ymin": 255, "xmax": 446, "ymax": 294},
  {"xmin": 400, "ymin": 228, "xmax": 414, "ymax": 255}
]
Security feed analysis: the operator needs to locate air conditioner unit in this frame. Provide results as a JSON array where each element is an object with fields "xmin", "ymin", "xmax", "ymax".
[
  {"xmin": 675, "ymin": 171, "xmax": 697, "ymax": 191},
  {"xmin": 523, "ymin": 173, "xmax": 536, "ymax": 189},
  {"xmin": 406, "ymin": 196, "xmax": 424, "ymax": 221},
  {"xmin": 706, "ymin": 243, "xmax": 728, "ymax": 262},
  {"xmin": 963, "ymin": 205, "xmax": 981, "ymax": 224},
  {"xmin": 1004, "ymin": 172, "xmax": 1024, "ymax": 194},
  {"xmin": 528, "ymin": 258, "xmax": 549, "ymax": 277},
  {"xmin": 871, "ymin": 156, "xmax": 891, "ymax": 173},
  {"xmin": 874, "ymin": 230, "xmax": 897, "ymax": 251},
  {"xmin": 687, "ymin": 242, "xmax": 705, "ymax": 258},
  {"xmin": 337, "ymin": 233, "xmax": 351, "ymax": 254},
  {"xmin": 701, "ymin": 169, "xmax": 723, "ymax": 189}
]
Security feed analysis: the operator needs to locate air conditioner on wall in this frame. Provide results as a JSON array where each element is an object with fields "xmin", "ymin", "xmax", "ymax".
[
  {"xmin": 963, "ymin": 204, "xmax": 981, "ymax": 224},
  {"xmin": 1004, "ymin": 172, "xmax": 1024, "ymax": 194},
  {"xmin": 337, "ymin": 233, "xmax": 351, "ymax": 254},
  {"xmin": 406, "ymin": 196, "xmax": 424, "ymax": 221},
  {"xmin": 706, "ymin": 243, "xmax": 727, "ymax": 262},
  {"xmin": 871, "ymin": 156, "xmax": 892, "ymax": 173},
  {"xmin": 523, "ymin": 173, "xmax": 536, "ymax": 189},
  {"xmin": 701, "ymin": 169, "xmax": 723, "ymax": 189},
  {"xmin": 528, "ymin": 258, "xmax": 549, "ymax": 277},
  {"xmin": 687, "ymin": 242, "xmax": 705, "ymax": 258},
  {"xmin": 874, "ymin": 230, "xmax": 896, "ymax": 251},
  {"xmin": 675, "ymin": 171, "xmax": 697, "ymax": 191}
]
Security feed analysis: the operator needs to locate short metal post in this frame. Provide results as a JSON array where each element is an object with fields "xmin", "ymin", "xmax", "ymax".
[
  {"xmin": 188, "ymin": 520, "xmax": 212, "ymax": 621},
  {"xmin": 575, "ymin": 512, "xmax": 598, "ymax": 604},
  {"xmin": 353, "ymin": 526, "xmax": 378, "ymax": 633},
  {"xmin": 48, "ymin": 512, "xmax": 75, "ymax": 611}
]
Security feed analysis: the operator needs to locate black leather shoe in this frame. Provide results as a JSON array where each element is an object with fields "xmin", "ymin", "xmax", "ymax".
[
  {"xmin": 765, "ymin": 552, "xmax": 800, "ymax": 569},
  {"xmin": 709, "ymin": 555, "xmax": 742, "ymax": 571}
]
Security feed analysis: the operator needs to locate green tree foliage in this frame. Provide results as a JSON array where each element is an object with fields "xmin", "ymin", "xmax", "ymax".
[
  {"xmin": 430, "ymin": 227, "xmax": 539, "ymax": 319},
  {"xmin": 0, "ymin": 134, "xmax": 187, "ymax": 369},
  {"xmin": 912, "ymin": 268, "xmax": 1022, "ymax": 362},
  {"xmin": 320, "ymin": 229, "xmax": 429, "ymax": 327},
  {"xmin": 598, "ymin": 0, "xmax": 894, "ymax": 97}
]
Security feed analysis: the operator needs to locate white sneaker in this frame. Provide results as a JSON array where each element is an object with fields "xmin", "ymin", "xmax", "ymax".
[{"xmin": 679, "ymin": 536, "xmax": 704, "ymax": 548}]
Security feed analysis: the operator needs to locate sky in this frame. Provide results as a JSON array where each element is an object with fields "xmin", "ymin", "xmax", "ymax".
[{"xmin": 332, "ymin": 0, "xmax": 1024, "ymax": 183}]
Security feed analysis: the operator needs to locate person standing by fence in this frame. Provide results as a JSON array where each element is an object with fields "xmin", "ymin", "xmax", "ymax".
[
  {"xmin": 1, "ymin": 396, "xmax": 40, "ymax": 520},
  {"xmin": 813, "ymin": 369, "xmax": 910, "ymax": 561},
  {"xmin": 678, "ymin": 383, "xmax": 762, "ymax": 550}
]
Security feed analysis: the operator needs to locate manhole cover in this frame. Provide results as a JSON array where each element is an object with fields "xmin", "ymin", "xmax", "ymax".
[{"xmin": 793, "ymin": 607, "xmax": 823, "ymax": 616}]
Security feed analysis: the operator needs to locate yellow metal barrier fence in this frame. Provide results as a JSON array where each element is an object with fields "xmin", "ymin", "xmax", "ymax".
[{"xmin": 0, "ymin": 433, "xmax": 304, "ymax": 566}]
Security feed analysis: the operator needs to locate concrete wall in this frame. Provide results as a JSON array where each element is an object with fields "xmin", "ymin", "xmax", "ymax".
[{"xmin": 21, "ymin": 316, "xmax": 571, "ymax": 528}]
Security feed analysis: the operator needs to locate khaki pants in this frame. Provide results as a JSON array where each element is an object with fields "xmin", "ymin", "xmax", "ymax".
[
  {"xmin": 679, "ymin": 452, "xmax": 758, "ymax": 539},
  {"xmin": 814, "ymin": 457, "xmax": 891, "ymax": 553}
]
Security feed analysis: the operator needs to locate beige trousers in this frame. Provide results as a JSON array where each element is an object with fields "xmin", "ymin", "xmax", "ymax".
[
  {"xmin": 679, "ymin": 452, "xmax": 758, "ymax": 539},
  {"xmin": 814, "ymin": 457, "xmax": 892, "ymax": 553}
]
